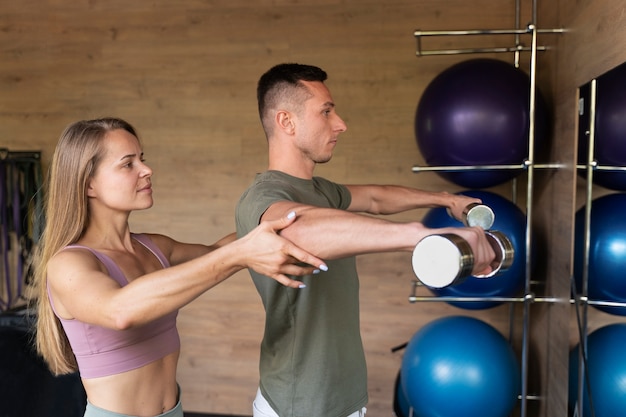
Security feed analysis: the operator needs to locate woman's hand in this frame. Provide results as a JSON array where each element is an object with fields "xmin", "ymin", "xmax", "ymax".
[{"xmin": 239, "ymin": 212, "xmax": 328, "ymax": 288}]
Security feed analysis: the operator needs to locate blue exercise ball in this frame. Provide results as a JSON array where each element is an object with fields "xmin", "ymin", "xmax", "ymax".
[
  {"xmin": 577, "ymin": 62, "xmax": 626, "ymax": 190},
  {"xmin": 415, "ymin": 58, "xmax": 549, "ymax": 189},
  {"xmin": 421, "ymin": 190, "xmax": 527, "ymax": 309},
  {"xmin": 569, "ymin": 324, "xmax": 626, "ymax": 417},
  {"xmin": 573, "ymin": 193, "xmax": 626, "ymax": 315},
  {"xmin": 393, "ymin": 371, "xmax": 411, "ymax": 417},
  {"xmin": 401, "ymin": 316, "xmax": 520, "ymax": 417}
]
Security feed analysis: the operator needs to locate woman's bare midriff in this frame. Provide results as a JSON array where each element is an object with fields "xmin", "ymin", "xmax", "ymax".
[{"xmin": 82, "ymin": 351, "xmax": 180, "ymax": 417}]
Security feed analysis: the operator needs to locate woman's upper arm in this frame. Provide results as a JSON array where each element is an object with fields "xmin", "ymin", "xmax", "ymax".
[
  {"xmin": 46, "ymin": 249, "xmax": 122, "ymax": 326},
  {"xmin": 145, "ymin": 233, "xmax": 213, "ymax": 266}
]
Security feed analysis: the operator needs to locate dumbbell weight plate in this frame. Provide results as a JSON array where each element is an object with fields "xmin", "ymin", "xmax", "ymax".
[
  {"xmin": 411, "ymin": 234, "xmax": 474, "ymax": 288},
  {"xmin": 447, "ymin": 203, "xmax": 495, "ymax": 229},
  {"xmin": 463, "ymin": 203, "xmax": 495, "ymax": 229}
]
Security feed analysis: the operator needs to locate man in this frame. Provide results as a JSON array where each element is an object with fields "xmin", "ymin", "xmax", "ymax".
[{"xmin": 235, "ymin": 63, "xmax": 496, "ymax": 417}]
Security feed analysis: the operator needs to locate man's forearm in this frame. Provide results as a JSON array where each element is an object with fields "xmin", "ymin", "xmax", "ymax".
[
  {"xmin": 264, "ymin": 201, "xmax": 496, "ymax": 275},
  {"xmin": 277, "ymin": 206, "xmax": 425, "ymax": 259},
  {"xmin": 346, "ymin": 184, "xmax": 481, "ymax": 219}
]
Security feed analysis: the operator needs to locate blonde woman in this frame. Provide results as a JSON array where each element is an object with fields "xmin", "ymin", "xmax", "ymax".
[{"xmin": 33, "ymin": 118, "xmax": 326, "ymax": 417}]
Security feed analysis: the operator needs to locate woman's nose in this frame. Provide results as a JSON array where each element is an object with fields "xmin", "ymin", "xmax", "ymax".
[{"xmin": 140, "ymin": 161, "xmax": 153, "ymax": 177}]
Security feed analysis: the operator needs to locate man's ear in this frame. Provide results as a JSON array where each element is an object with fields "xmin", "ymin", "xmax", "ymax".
[{"xmin": 276, "ymin": 110, "xmax": 296, "ymax": 135}]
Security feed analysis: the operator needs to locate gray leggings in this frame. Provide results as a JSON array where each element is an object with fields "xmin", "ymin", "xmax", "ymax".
[
  {"xmin": 84, "ymin": 387, "xmax": 183, "ymax": 417},
  {"xmin": 84, "ymin": 401, "xmax": 182, "ymax": 417}
]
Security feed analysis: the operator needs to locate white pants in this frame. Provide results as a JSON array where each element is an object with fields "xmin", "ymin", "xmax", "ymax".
[{"xmin": 253, "ymin": 388, "xmax": 366, "ymax": 417}]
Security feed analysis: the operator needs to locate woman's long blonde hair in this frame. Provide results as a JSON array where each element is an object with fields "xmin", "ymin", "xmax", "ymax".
[{"xmin": 32, "ymin": 118, "xmax": 138, "ymax": 375}]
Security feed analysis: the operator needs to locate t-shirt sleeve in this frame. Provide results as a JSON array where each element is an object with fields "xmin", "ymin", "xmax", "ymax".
[
  {"xmin": 235, "ymin": 175, "xmax": 351, "ymax": 239},
  {"xmin": 312, "ymin": 176, "xmax": 352, "ymax": 211},
  {"xmin": 235, "ymin": 178, "xmax": 296, "ymax": 238}
]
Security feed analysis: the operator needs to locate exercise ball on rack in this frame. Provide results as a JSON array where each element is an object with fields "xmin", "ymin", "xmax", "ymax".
[
  {"xmin": 573, "ymin": 193, "xmax": 626, "ymax": 316},
  {"xmin": 393, "ymin": 371, "xmax": 411, "ymax": 417},
  {"xmin": 401, "ymin": 316, "xmax": 520, "ymax": 417},
  {"xmin": 415, "ymin": 58, "xmax": 549, "ymax": 189},
  {"xmin": 569, "ymin": 323, "xmax": 626, "ymax": 417},
  {"xmin": 420, "ymin": 190, "xmax": 528, "ymax": 310},
  {"xmin": 577, "ymin": 62, "xmax": 626, "ymax": 191}
]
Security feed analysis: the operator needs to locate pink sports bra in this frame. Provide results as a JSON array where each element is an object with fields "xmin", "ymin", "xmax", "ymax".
[{"xmin": 49, "ymin": 233, "xmax": 180, "ymax": 379}]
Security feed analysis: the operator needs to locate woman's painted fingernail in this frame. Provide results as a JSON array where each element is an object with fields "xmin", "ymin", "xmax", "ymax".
[
  {"xmin": 319, "ymin": 264, "xmax": 328, "ymax": 272},
  {"xmin": 298, "ymin": 284, "xmax": 307, "ymax": 289},
  {"xmin": 287, "ymin": 211, "xmax": 296, "ymax": 219}
]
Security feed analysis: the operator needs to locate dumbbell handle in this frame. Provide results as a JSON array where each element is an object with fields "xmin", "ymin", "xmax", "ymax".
[
  {"xmin": 447, "ymin": 203, "xmax": 495, "ymax": 229},
  {"xmin": 411, "ymin": 230, "xmax": 514, "ymax": 288},
  {"xmin": 477, "ymin": 230, "xmax": 514, "ymax": 277}
]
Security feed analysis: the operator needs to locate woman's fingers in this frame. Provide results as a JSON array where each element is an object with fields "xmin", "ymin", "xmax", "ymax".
[
  {"xmin": 263, "ymin": 212, "xmax": 328, "ymax": 271},
  {"xmin": 243, "ymin": 212, "xmax": 328, "ymax": 288}
]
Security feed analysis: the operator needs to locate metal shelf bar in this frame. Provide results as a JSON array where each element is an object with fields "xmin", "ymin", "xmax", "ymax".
[
  {"xmin": 414, "ymin": 27, "xmax": 565, "ymax": 57},
  {"xmin": 414, "ymin": 28, "xmax": 565, "ymax": 37},
  {"xmin": 575, "ymin": 163, "xmax": 626, "ymax": 171},
  {"xmin": 415, "ymin": 46, "xmax": 548, "ymax": 57},
  {"xmin": 412, "ymin": 162, "xmax": 564, "ymax": 173},
  {"xmin": 408, "ymin": 295, "xmax": 561, "ymax": 304}
]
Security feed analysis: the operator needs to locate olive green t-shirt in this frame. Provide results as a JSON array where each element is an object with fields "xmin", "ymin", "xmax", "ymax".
[{"xmin": 235, "ymin": 170, "xmax": 368, "ymax": 417}]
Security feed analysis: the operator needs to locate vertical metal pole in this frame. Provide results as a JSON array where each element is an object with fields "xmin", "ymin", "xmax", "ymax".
[
  {"xmin": 520, "ymin": 22, "xmax": 538, "ymax": 417},
  {"xmin": 578, "ymin": 77, "xmax": 597, "ymax": 417},
  {"xmin": 514, "ymin": 0, "xmax": 521, "ymax": 67}
]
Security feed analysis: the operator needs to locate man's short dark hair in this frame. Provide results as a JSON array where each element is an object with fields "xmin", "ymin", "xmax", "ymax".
[{"xmin": 257, "ymin": 64, "xmax": 328, "ymax": 135}]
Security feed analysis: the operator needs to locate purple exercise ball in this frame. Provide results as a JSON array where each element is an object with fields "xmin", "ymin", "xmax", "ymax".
[
  {"xmin": 577, "ymin": 62, "xmax": 626, "ymax": 190},
  {"xmin": 415, "ymin": 58, "xmax": 549, "ymax": 188}
]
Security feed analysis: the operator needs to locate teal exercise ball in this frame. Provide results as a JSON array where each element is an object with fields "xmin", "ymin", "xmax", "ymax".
[
  {"xmin": 569, "ymin": 324, "xmax": 626, "ymax": 417},
  {"xmin": 573, "ymin": 193, "xmax": 626, "ymax": 315},
  {"xmin": 401, "ymin": 316, "xmax": 520, "ymax": 417}
]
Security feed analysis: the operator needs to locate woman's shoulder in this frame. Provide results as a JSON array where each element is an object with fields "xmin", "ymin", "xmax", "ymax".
[
  {"xmin": 48, "ymin": 245, "xmax": 107, "ymax": 277},
  {"xmin": 133, "ymin": 233, "xmax": 175, "ymax": 259}
]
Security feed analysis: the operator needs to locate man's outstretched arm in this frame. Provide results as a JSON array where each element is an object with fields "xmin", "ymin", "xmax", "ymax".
[{"xmin": 263, "ymin": 199, "xmax": 496, "ymax": 277}]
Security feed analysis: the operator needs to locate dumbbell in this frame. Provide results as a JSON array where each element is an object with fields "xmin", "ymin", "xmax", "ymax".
[
  {"xmin": 411, "ymin": 205, "xmax": 513, "ymax": 289},
  {"xmin": 450, "ymin": 202, "xmax": 495, "ymax": 229}
]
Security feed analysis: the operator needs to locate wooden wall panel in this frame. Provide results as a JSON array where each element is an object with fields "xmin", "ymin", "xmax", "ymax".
[
  {"xmin": 534, "ymin": 1, "xmax": 626, "ymax": 416},
  {"xmin": 4, "ymin": 1, "xmax": 620, "ymax": 416}
]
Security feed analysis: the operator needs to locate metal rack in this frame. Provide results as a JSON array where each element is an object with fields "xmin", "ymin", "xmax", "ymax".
[
  {"xmin": 574, "ymin": 78, "xmax": 597, "ymax": 417},
  {"xmin": 571, "ymin": 71, "xmax": 626, "ymax": 416},
  {"xmin": 408, "ymin": 4, "xmax": 564, "ymax": 416},
  {"xmin": 414, "ymin": 27, "xmax": 563, "ymax": 57}
]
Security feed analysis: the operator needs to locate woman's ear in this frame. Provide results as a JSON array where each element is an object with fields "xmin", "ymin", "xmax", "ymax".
[{"xmin": 86, "ymin": 178, "xmax": 97, "ymax": 198}]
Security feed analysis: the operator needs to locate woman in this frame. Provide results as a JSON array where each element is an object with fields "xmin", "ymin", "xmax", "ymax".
[{"xmin": 32, "ymin": 118, "xmax": 326, "ymax": 417}]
